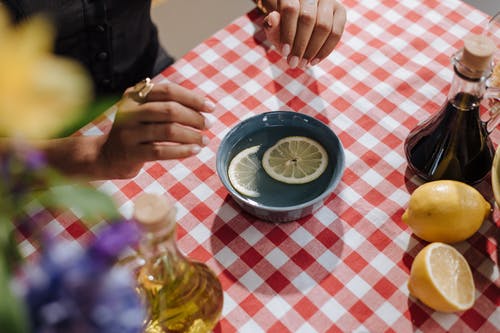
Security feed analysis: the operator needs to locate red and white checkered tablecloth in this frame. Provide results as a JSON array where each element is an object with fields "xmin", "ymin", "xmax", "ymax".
[{"xmin": 20, "ymin": 0, "xmax": 500, "ymax": 332}]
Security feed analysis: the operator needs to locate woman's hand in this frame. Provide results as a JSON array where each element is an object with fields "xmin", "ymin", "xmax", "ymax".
[
  {"xmin": 97, "ymin": 82, "xmax": 215, "ymax": 179},
  {"xmin": 262, "ymin": 0, "xmax": 346, "ymax": 69}
]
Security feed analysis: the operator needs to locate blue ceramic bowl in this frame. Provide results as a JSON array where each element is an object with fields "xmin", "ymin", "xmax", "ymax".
[{"xmin": 216, "ymin": 111, "xmax": 345, "ymax": 222}]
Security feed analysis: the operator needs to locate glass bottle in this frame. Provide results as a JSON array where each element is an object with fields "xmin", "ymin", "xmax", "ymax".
[
  {"xmin": 404, "ymin": 34, "xmax": 497, "ymax": 184},
  {"xmin": 132, "ymin": 193, "xmax": 223, "ymax": 333}
]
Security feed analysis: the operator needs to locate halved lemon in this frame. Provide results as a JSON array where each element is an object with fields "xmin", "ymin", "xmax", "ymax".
[
  {"xmin": 227, "ymin": 145, "xmax": 261, "ymax": 197},
  {"xmin": 262, "ymin": 136, "xmax": 328, "ymax": 184},
  {"xmin": 408, "ymin": 242, "xmax": 475, "ymax": 312}
]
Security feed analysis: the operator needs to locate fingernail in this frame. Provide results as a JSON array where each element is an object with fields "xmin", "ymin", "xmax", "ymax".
[
  {"xmin": 204, "ymin": 99, "xmax": 216, "ymax": 112},
  {"xmin": 289, "ymin": 56, "xmax": 299, "ymax": 68},
  {"xmin": 299, "ymin": 58, "xmax": 308, "ymax": 69},
  {"xmin": 191, "ymin": 145, "xmax": 201, "ymax": 154},
  {"xmin": 333, "ymin": 24, "xmax": 342, "ymax": 36},
  {"xmin": 204, "ymin": 116, "xmax": 215, "ymax": 129},
  {"xmin": 202, "ymin": 136, "xmax": 210, "ymax": 146},
  {"xmin": 310, "ymin": 58, "xmax": 320, "ymax": 66},
  {"xmin": 281, "ymin": 44, "xmax": 291, "ymax": 57}
]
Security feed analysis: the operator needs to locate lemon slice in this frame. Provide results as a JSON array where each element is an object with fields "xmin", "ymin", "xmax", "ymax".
[
  {"xmin": 408, "ymin": 242, "xmax": 475, "ymax": 312},
  {"xmin": 262, "ymin": 136, "xmax": 328, "ymax": 184},
  {"xmin": 227, "ymin": 145, "xmax": 261, "ymax": 197}
]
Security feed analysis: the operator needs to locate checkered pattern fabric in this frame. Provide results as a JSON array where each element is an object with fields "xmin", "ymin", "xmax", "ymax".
[{"xmin": 19, "ymin": 0, "xmax": 499, "ymax": 332}]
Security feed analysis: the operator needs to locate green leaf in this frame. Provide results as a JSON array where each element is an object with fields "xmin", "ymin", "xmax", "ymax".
[
  {"xmin": 0, "ymin": 256, "xmax": 30, "ymax": 333},
  {"xmin": 0, "ymin": 217, "xmax": 11, "ymax": 255},
  {"xmin": 0, "ymin": 216, "xmax": 22, "ymax": 273},
  {"xmin": 37, "ymin": 185, "xmax": 120, "ymax": 226},
  {"xmin": 5, "ymin": 230, "xmax": 22, "ymax": 271}
]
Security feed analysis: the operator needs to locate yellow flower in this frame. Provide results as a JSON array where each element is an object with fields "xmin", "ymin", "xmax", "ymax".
[{"xmin": 0, "ymin": 8, "xmax": 92, "ymax": 139}]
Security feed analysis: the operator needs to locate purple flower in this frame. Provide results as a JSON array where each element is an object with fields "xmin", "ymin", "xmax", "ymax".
[
  {"xmin": 24, "ymin": 150, "xmax": 47, "ymax": 171},
  {"xmin": 1, "ymin": 146, "xmax": 49, "ymax": 206},
  {"xmin": 89, "ymin": 220, "xmax": 140, "ymax": 265},
  {"xmin": 19, "ymin": 220, "xmax": 145, "ymax": 333}
]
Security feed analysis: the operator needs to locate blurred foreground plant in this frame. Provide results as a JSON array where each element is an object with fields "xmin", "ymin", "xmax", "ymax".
[
  {"xmin": 0, "ymin": 8, "xmax": 92, "ymax": 139},
  {"xmin": 0, "ymin": 7, "xmax": 144, "ymax": 333},
  {"xmin": 17, "ymin": 221, "xmax": 144, "ymax": 333}
]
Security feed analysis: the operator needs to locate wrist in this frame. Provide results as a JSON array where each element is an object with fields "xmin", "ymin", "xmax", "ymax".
[{"xmin": 41, "ymin": 135, "xmax": 105, "ymax": 180}]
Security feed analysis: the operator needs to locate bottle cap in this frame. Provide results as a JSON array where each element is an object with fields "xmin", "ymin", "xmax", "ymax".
[
  {"xmin": 462, "ymin": 34, "xmax": 496, "ymax": 74},
  {"xmin": 133, "ymin": 193, "xmax": 177, "ymax": 232}
]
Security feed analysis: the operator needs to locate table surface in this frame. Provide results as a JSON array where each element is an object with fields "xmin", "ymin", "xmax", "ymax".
[{"xmin": 21, "ymin": 0, "xmax": 500, "ymax": 332}]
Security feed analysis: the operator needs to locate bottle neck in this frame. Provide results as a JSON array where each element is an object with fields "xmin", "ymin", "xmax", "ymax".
[
  {"xmin": 136, "ymin": 222, "xmax": 190, "ymax": 284},
  {"xmin": 138, "ymin": 224, "xmax": 182, "ymax": 261},
  {"xmin": 447, "ymin": 50, "xmax": 491, "ymax": 107}
]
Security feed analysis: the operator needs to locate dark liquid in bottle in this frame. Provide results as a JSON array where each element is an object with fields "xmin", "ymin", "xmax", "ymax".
[{"xmin": 404, "ymin": 92, "xmax": 494, "ymax": 184}]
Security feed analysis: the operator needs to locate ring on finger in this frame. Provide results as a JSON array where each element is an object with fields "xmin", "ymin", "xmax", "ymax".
[{"xmin": 133, "ymin": 77, "xmax": 154, "ymax": 103}]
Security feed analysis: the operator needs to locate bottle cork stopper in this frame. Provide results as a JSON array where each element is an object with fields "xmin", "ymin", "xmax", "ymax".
[
  {"xmin": 133, "ymin": 193, "xmax": 176, "ymax": 232},
  {"xmin": 462, "ymin": 34, "xmax": 496, "ymax": 73}
]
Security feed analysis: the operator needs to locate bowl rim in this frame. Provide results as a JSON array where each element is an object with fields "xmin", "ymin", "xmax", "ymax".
[
  {"xmin": 492, "ymin": 145, "xmax": 500, "ymax": 206},
  {"xmin": 216, "ymin": 111, "xmax": 345, "ymax": 213}
]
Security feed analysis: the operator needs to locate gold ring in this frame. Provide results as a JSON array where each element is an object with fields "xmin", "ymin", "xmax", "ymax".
[{"xmin": 133, "ymin": 77, "xmax": 154, "ymax": 103}]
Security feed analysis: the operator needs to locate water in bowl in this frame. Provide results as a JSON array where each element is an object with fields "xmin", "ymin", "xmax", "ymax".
[{"xmin": 226, "ymin": 125, "xmax": 336, "ymax": 207}]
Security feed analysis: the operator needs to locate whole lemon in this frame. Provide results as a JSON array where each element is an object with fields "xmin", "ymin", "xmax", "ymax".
[{"xmin": 402, "ymin": 180, "xmax": 491, "ymax": 243}]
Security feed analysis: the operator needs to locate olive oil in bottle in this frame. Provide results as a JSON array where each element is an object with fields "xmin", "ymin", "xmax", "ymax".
[
  {"xmin": 404, "ymin": 34, "xmax": 497, "ymax": 184},
  {"xmin": 132, "ymin": 193, "xmax": 223, "ymax": 333}
]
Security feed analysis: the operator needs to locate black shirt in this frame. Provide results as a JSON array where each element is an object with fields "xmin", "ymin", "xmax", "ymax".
[{"xmin": 2, "ymin": 0, "xmax": 174, "ymax": 94}]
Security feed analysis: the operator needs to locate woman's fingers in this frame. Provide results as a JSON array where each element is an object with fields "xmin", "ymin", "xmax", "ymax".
[
  {"xmin": 313, "ymin": 2, "xmax": 346, "ymax": 62},
  {"xmin": 116, "ymin": 102, "xmax": 211, "ymax": 152},
  {"xmin": 131, "ymin": 101, "xmax": 210, "ymax": 130},
  {"xmin": 146, "ymin": 82, "xmax": 215, "ymax": 113},
  {"xmin": 302, "ymin": 0, "xmax": 335, "ymax": 63},
  {"xmin": 264, "ymin": 11, "xmax": 281, "ymax": 48},
  {"xmin": 279, "ymin": 0, "xmax": 300, "ymax": 57},
  {"xmin": 332, "ymin": 1, "xmax": 346, "ymax": 37},
  {"xmin": 134, "ymin": 143, "xmax": 202, "ymax": 162},
  {"xmin": 107, "ymin": 119, "xmax": 208, "ymax": 165},
  {"xmin": 99, "ymin": 82, "xmax": 216, "ymax": 178},
  {"xmin": 142, "ymin": 122, "xmax": 208, "ymax": 146},
  {"xmin": 270, "ymin": 0, "xmax": 346, "ymax": 68},
  {"xmin": 289, "ymin": 0, "xmax": 318, "ymax": 68},
  {"xmin": 119, "ymin": 81, "xmax": 215, "ymax": 131},
  {"xmin": 112, "ymin": 81, "xmax": 215, "ymax": 164}
]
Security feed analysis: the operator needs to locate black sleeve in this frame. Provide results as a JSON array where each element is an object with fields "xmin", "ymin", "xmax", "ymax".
[{"xmin": 1, "ymin": 0, "xmax": 26, "ymax": 22}]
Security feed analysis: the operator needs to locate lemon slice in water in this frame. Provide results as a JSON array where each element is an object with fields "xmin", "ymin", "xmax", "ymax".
[
  {"xmin": 408, "ymin": 242, "xmax": 475, "ymax": 312},
  {"xmin": 262, "ymin": 136, "xmax": 328, "ymax": 184},
  {"xmin": 227, "ymin": 145, "xmax": 261, "ymax": 197}
]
